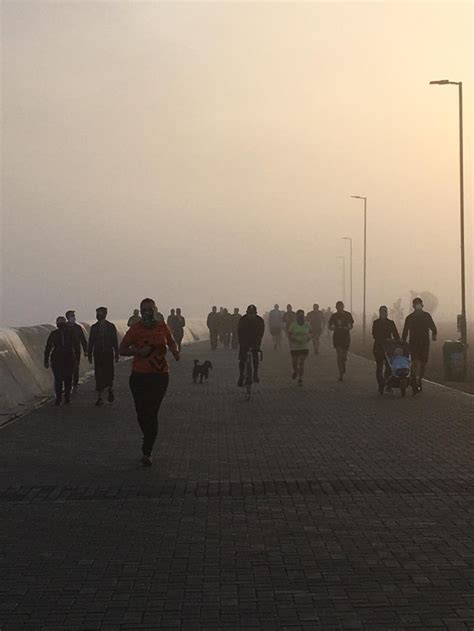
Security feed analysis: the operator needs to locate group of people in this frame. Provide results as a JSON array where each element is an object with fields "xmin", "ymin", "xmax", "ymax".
[
  {"xmin": 44, "ymin": 307, "xmax": 119, "ymax": 407},
  {"xmin": 210, "ymin": 298, "xmax": 437, "ymax": 392},
  {"xmin": 206, "ymin": 306, "xmax": 241, "ymax": 350},
  {"xmin": 43, "ymin": 295, "xmax": 438, "ymax": 469}
]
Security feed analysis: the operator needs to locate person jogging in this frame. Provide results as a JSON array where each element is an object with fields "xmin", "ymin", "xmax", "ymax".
[
  {"xmin": 288, "ymin": 309, "xmax": 312, "ymax": 386},
  {"xmin": 88, "ymin": 307, "xmax": 119, "ymax": 406},
  {"xmin": 328, "ymin": 301, "xmax": 354, "ymax": 381},
  {"xmin": 402, "ymin": 297, "xmax": 437, "ymax": 394},
  {"xmin": 44, "ymin": 316, "xmax": 80, "ymax": 406},
  {"xmin": 119, "ymin": 298, "xmax": 180, "ymax": 467},
  {"xmin": 372, "ymin": 305, "xmax": 400, "ymax": 394}
]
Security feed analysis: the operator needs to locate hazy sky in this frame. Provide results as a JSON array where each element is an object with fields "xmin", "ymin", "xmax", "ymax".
[{"xmin": 1, "ymin": 1, "xmax": 472, "ymax": 327}]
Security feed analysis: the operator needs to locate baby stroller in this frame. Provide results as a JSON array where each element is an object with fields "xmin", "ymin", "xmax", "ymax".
[{"xmin": 383, "ymin": 339, "xmax": 411, "ymax": 397}]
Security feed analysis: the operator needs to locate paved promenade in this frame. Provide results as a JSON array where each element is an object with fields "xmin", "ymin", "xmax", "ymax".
[{"xmin": 1, "ymin": 341, "xmax": 473, "ymax": 630}]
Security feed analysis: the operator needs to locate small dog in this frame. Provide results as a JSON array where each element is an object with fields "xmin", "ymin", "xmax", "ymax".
[{"xmin": 193, "ymin": 360, "xmax": 213, "ymax": 384}]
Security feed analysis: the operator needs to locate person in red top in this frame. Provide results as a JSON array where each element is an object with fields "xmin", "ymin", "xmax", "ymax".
[{"xmin": 119, "ymin": 297, "xmax": 180, "ymax": 466}]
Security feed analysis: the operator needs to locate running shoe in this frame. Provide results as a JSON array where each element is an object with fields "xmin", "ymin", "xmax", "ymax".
[
  {"xmin": 141, "ymin": 455, "xmax": 153, "ymax": 467},
  {"xmin": 95, "ymin": 397, "xmax": 104, "ymax": 407},
  {"xmin": 107, "ymin": 389, "xmax": 115, "ymax": 403}
]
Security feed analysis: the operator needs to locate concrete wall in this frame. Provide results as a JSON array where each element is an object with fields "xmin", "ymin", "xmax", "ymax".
[{"xmin": 0, "ymin": 319, "xmax": 208, "ymax": 421}]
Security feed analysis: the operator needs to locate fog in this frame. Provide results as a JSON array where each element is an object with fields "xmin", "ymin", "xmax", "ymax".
[{"xmin": 1, "ymin": 1, "xmax": 472, "ymax": 327}]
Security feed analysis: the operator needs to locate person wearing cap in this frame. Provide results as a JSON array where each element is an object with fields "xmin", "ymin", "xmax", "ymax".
[
  {"xmin": 44, "ymin": 316, "xmax": 80, "ymax": 406},
  {"xmin": 237, "ymin": 304, "xmax": 265, "ymax": 387},
  {"xmin": 119, "ymin": 297, "xmax": 180, "ymax": 467},
  {"xmin": 402, "ymin": 297, "xmax": 437, "ymax": 393},
  {"xmin": 88, "ymin": 307, "xmax": 119, "ymax": 406},
  {"xmin": 65, "ymin": 310, "xmax": 88, "ymax": 392}
]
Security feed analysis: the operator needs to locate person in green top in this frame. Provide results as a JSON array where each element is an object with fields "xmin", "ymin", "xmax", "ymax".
[{"xmin": 288, "ymin": 309, "xmax": 312, "ymax": 386}]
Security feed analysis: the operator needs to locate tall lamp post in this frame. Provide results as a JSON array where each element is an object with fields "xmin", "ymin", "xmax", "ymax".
[
  {"xmin": 429, "ymin": 79, "xmax": 467, "ymax": 358},
  {"xmin": 342, "ymin": 237, "xmax": 353, "ymax": 313},
  {"xmin": 350, "ymin": 195, "xmax": 367, "ymax": 346},
  {"xmin": 337, "ymin": 255, "xmax": 346, "ymax": 302}
]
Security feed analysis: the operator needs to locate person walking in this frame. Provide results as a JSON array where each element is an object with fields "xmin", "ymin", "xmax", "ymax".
[
  {"xmin": 328, "ymin": 301, "xmax": 354, "ymax": 381},
  {"xmin": 288, "ymin": 309, "xmax": 312, "ymax": 386},
  {"xmin": 306, "ymin": 304, "xmax": 324, "ymax": 355},
  {"xmin": 282, "ymin": 304, "xmax": 296, "ymax": 335},
  {"xmin": 231, "ymin": 308, "xmax": 241, "ymax": 350},
  {"xmin": 119, "ymin": 298, "xmax": 180, "ymax": 467},
  {"xmin": 221, "ymin": 308, "xmax": 233, "ymax": 349},
  {"xmin": 268, "ymin": 304, "xmax": 284, "ymax": 350},
  {"xmin": 44, "ymin": 316, "xmax": 80, "ymax": 406},
  {"xmin": 127, "ymin": 309, "xmax": 141, "ymax": 327},
  {"xmin": 372, "ymin": 305, "xmax": 400, "ymax": 395},
  {"xmin": 173, "ymin": 308, "xmax": 186, "ymax": 352},
  {"xmin": 167, "ymin": 308, "xmax": 177, "ymax": 328},
  {"xmin": 88, "ymin": 307, "xmax": 119, "ymax": 406},
  {"xmin": 65, "ymin": 310, "xmax": 88, "ymax": 392},
  {"xmin": 402, "ymin": 297, "xmax": 437, "ymax": 394},
  {"xmin": 207, "ymin": 306, "xmax": 219, "ymax": 351}
]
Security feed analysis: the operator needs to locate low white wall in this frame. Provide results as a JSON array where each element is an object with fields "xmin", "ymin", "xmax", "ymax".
[{"xmin": 0, "ymin": 319, "xmax": 208, "ymax": 421}]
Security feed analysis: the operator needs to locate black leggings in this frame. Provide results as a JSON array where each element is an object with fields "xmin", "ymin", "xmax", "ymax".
[
  {"xmin": 129, "ymin": 372, "xmax": 169, "ymax": 456},
  {"xmin": 52, "ymin": 362, "xmax": 73, "ymax": 401}
]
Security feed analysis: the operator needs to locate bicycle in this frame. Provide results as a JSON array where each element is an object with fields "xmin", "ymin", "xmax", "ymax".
[{"xmin": 244, "ymin": 348, "xmax": 263, "ymax": 400}]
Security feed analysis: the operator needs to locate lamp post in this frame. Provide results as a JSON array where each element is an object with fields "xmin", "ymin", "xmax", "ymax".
[
  {"xmin": 337, "ymin": 256, "xmax": 346, "ymax": 302},
  {"xmin": 429, "ymin": 79, "xmax": 467, "ymax": 357},
  {"xmin": 342, "ymin": 237, "xmax": 353, "ymax": 313},
  {"xmin": 350, "ymin": 195, "xmax": 367, "ymax": 346}
]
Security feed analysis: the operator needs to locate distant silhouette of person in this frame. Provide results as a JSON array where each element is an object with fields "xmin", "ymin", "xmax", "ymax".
[
  {"xmin": 288, "ymin": 309, "xmax": 312, "ymax": 386},
  {"xmin": 231, "ymin": 308, "xmax": 241, "ymax": 350},
  {"xmin": 306, "ymin": 304, "xmax": 324, "ymax": 355},
  {"xmin": 328, "ymin": 301, "xmax": 354, "ymax": 381},
  {"xmin": 372, "ymin": 305, "xmax": 400, "ymax": 394},
  {"xmin": 237, "ymin": 305, "xmax": 265, "ymax": 387},
  {"xmin": 65, "ymin": 309, "xmax": 88, "ymax": 392},
  {"xmin": 173, "ymin": 308, "xmax": 186, "ymax": 352},
  {"xmin": 167, "ymin": 308, "xmax": 176, "ymax": 328},
  {"xmin": 119, "ymin": 297, "xmax": 180, "ymax": 467},
  {"xmin": 268, "ymin": 304, "xmax": 284, "ymax": 350},
  {"xmin": 325, "ymin": 307, "xmax": 333, "ymax": 338},
  {"xmin": 282, "ymin": 304, "xmax": 296, "ymax": 335},
  {"xmin": 207, "ymin": 306, "xmax": 219, "ymax": 351},
  {"xmin": 88, "ymin": 307, "xmax": 119, "ymax": 407},
  {"xmin": 217, "ymin": 307, "xmax": 225, "ymax": 344},
  {"xmin": 44, "ymin": 316, "xmax": 80, "ymax": 406},
  {"xmin": 221, "ymin": 308, "xmax": 232, "ymax": 348},
  {"xmin": 127, "ymin": 309, "xmax": 141, "ymax": 327},
  {"xmin": 402, "ymin": 297, "xmax": 437, "ymax": 393}
]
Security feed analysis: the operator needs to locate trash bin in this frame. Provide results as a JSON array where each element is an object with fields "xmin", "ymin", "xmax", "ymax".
[{"xmin": 442, "ymin": 341, "xmax": 466, "ymax": 381}]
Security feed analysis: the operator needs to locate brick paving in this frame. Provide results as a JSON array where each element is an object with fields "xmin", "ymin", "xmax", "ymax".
[{"xmin": 0, "ymin": 340, "xmax": 473, "ymax": 630}]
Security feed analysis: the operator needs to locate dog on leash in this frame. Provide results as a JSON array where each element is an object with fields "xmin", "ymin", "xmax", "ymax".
[{"xmin": 193, "ymin": 360, "xmax": 213, "ymax": 384}]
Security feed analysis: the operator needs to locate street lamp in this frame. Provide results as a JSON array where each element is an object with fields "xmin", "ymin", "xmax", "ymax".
[
  {"xmin": 342, "ymin": 237, "xmax": 353, "ymax": 313},
  {"xmin": 350, "ymin": 195, "xmax": 367, "ymax": 346},
  {"xmin": 429, "ymin": 79, "xmax": 467, "ymax": 357},
  {"xmin": 337, "ymin": 256, "xmax": 346, "ymax": 302}
]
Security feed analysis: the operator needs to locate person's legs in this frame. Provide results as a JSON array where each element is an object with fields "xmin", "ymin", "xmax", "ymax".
[
  {"xmin": 238, "ymin": 348, "xmax": 247, "ymax": 386},
  {"xmin": 94, "ymin": 351, "xmax": 106, "ymax": 404},
  {"xmin": 210, "ymin": 329, "xmax": 218, "ymax": 350},
  {"xmin": 313, "ymin": 334, "xmax": 320, "ymax": 354},
  {"xmin": 73, "ymin": 356, "xmax": 80, "ymax": 389},
  {"xmin": 336, "ymin": 346, "xmax": 347, "ymax": 380},
  {"xmin": 130, "ymin": 373, "xmax": 169, "ymax": 459},
  {"xmin": 252, "ymin": 349, "xmax": 260, "ymax": 382},
  {"xmin": 291, "ymin": 352, "xmax": 298, "ymax": 379},
  {"xmin": 297, "ymin": 354, "xmax": 307, "ymax": 382},
  {"xmin": 52, "ymin": 364, "xmax": 63, "ymax": 404},
  {"xmin": 374, "ymin": 351, "xmax": 385, "ymax": 392}
]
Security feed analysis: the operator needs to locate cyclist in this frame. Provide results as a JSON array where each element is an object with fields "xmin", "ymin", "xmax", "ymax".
[
  {"xmin": 268, "ymin": 303, "xmax": 284, "ymax": 350},
  {"xmin": 237, "ymin": 304, "xmax": 265, "ymax": 387}
]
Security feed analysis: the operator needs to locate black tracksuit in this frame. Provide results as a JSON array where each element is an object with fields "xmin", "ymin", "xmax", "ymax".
[
  {"xmin": 44, "ymin": 326, "xmax": 80, "ymax": 401},
  {"xmin": 88, "ymin": 321, "xmax": 119, "ymax": 391}
]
